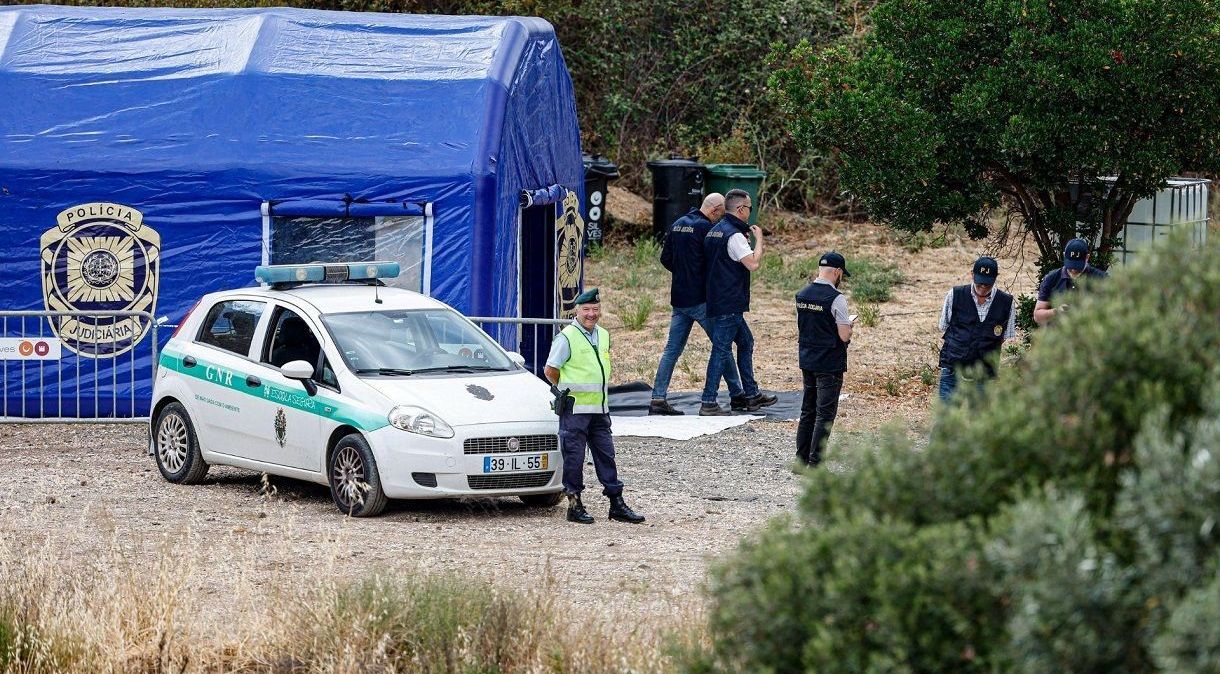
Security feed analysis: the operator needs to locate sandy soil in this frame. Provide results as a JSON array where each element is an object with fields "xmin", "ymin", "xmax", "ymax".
[{"xmin": 0, "ymin": 421, "xmax": 805, "ymax": 622}]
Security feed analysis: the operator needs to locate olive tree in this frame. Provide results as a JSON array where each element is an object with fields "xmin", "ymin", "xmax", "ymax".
[{"xmin": 768, "ymin": 0, "xmax": 1220, "ymax": 267}]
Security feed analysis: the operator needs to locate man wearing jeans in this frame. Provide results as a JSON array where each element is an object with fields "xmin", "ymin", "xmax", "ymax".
[
  {"xmin": 650, "ymin": 193, "xmax": 744, "ymax": 415},
  {"xmin": 795, "ymin": 252, "xmax": 854, "ymax": 466},
  {"xmin": 699, "ymin": 189, "xmax": 777, "ymax": 416},
  {"xmin": 937, "ymin": 256, "xmax": 1016, "ymax": 400}
]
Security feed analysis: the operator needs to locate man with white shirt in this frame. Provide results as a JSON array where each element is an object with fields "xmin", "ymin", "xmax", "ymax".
[
  {"xmin": 937, "ymin": 256, "xmax": 1016, "ymax": 400},
  {"xmin": 698, "ymin": 189, "xmax": 777, "ymax": 415}
]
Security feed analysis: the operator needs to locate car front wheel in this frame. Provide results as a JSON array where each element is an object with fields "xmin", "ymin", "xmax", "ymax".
[
  {"xmin": 328, "ymin": 434, "xmax": 388, "ymax": 517},
  {"xmin": 154, "ymin": 402, "xmax": 209, "ymax": 484}
]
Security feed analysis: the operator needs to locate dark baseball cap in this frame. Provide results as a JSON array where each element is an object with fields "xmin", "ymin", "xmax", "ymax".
[
  {"xmin": 973, "ymin": 256, "xmax": 999, "ymax": 285},
  {"xmin": 819, "ymin": 251, "xmax": 851, "ymax": 277},
  {"xmin": 1064, "ymin": 238, "xmax": 1090, "ymax": 271}
]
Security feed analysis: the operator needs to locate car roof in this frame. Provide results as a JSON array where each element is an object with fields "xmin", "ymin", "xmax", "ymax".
[{"xmin": 210, "ymin": 283, "xmax": 452, "ymax": 316}]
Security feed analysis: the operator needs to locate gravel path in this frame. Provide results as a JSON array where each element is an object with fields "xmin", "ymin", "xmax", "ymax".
[{"xmin": 0, "ymin": 420, "xmax": 804, "ymax": 620}]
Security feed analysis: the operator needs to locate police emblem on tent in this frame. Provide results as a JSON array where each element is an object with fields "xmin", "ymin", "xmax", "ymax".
[
  {"xmin": 39, "ymin": 202, "xmax": 160, "ymax": 358},
  {"xmin": 556, "ymin": 191, "xmax": 586, "ymax": 318}
]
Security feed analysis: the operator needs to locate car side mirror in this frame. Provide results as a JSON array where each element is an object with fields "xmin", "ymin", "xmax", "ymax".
[
  {"xmin": 507, "ymin": 352, "xmax": 526, "ymax": 367},
  {"xmin": 281, "ymin": 360, "xmax": 317, "ymax": 396}
]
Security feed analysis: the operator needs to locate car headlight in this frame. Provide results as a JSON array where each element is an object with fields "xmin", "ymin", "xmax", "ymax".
[{"xmin": 387, "ymin": 405, "xmax": 454, "ymax": 438}]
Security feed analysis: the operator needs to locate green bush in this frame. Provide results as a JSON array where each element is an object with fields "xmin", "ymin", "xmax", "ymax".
[
  {"xmin": 989, "ymin": 492, "xmax": 1148, "ymax": 673},
  {"xmin": 1153, "ymin": 567, "xmax": 1220, "ymax": 674},
  {"xmin": 706, "ymin": 515, "xmax": 1004, "ymax": 674},
  {"xmin": 808, "ymin": 241, "xmax": 1220, "ymax": 528},
  {"xmin": 705, "ymin": 240, "xmax": 1220, "ymax": 673},
  {"xmin": 847, "ymin": 257, "xmax": 904, "ymax": 303}
]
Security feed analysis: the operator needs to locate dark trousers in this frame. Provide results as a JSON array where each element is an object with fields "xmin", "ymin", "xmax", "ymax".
[
  {"xmin": 796, "ymin": 370, "xmax": 843, "ymax": 466},
  {"xmin": 559, "ymin": 412, "xmax": 623, "ymax": 496}
]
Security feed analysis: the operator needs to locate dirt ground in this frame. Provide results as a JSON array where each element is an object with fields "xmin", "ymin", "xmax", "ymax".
[
  {"xmin": 0, "ymin": 421, "xmax": 806, "ymax": 622},
  {"xmin": 0, "ymin": 211, "xmax": 1044, "ymax": 626}
]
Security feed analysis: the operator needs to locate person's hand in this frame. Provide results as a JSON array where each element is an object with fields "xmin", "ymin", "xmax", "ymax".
[
  {"xmin": 1057, "ymin": 304, "xmax": 1070, "ymax": 314},
  {"xmin": 750, "ymin": 225, "xmax": 762, "ymax": 240}
]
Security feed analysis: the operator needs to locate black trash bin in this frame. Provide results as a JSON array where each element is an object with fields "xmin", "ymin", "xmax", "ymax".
[
  {"xmin": 646, "ymin": 156, "xmax": 705, "ymax": 240},
  {"xmin": 582, "ymin": 154, "xmax": 620, "ymax": 246}
]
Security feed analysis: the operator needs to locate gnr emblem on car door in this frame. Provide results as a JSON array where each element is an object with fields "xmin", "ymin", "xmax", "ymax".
[
  {"xmin": 274, "ymin": 408, "xmax": 288, "ymax": 447},
  {"xmin": 39, "ymin": 202, "xmax": 160, "ymax": 358}
]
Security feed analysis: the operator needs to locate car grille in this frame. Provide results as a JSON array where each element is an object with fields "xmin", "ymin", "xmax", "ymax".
[
  {"xmin": 467, "ymin": 471, "xmax": 554, "ymax": 490},
  {"xmin": 463, "ymin": 434, "xmax": 558, "ymax": 455}
]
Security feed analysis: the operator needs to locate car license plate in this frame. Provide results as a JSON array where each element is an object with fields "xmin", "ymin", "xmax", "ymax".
[{"xmin": 483, "ymin": 453, "xmax": 548, "ymax": 473}]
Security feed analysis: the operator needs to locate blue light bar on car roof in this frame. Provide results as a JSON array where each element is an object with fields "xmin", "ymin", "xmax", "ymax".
[{"xmin": 254, "ymin": 261, "xmax": 401, "ymax": 285}]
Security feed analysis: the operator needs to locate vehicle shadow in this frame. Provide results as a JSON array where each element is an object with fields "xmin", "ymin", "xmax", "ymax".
[{"xmin": 201, "ymin": 470, "xmax": 560, "ymax": 520}]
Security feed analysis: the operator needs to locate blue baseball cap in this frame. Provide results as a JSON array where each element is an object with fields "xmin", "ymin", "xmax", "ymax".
[
  {"xmin": 973, "ymin": 256, "xmax": 999, "ymax": 285},
  {"xmin": 1064, "ymin": 238, "xmax": 1090, "ymax": 271}
]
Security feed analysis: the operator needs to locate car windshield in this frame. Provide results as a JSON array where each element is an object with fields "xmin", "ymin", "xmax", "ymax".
[{"xmin": 322, "ymin": 309, "xmax": 515, "ymax": 375}]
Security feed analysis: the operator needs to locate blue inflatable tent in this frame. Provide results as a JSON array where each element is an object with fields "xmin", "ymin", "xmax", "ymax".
[{"xmin": 0, "ymin": 5, "xmax": 586, "ymax": 419}]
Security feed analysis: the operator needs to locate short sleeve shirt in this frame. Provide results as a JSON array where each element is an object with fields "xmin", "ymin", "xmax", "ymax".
[
  {"xmin": 545, "ymin": 320, "xmax": 599, "ymax": 369},
  {"xmin": 814, "ymin": 278, "xmax": 852, "ymax": 325},
  {"xmin": 1037, "ymin": 265, "xmax": 1108, "ymax": 302},
  {"xmin": 726, "ymin": 232, "xmax": 753, "ymax": 262}
]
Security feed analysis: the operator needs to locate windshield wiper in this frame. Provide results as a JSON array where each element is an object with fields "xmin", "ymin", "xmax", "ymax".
[
  {"xmin": 405, "ymin": 365, "xmax": 512, "ymax": 374},
  {"xmin": 354, "ymin": 367, "xmax": 419, "ymax": 376}
]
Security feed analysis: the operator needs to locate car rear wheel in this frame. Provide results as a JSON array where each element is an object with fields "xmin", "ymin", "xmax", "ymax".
[
  {"xmin": 154, "ymin": 402, "xmax": 209, "ymax": 484},
  {"xmin": 519, "ymin": 491, "xmax": 563, "ymax": 507},
  {"xmin": 328, "ymin": 434, "xmax": 388, "ymax": 517}
]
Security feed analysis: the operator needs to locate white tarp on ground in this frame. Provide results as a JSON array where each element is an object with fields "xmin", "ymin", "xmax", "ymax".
[{"xmin": 610, "ymin": 414, "xmax": 763, "ymax": 440}]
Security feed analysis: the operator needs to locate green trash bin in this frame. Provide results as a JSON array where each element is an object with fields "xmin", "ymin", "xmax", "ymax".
[{"xmin": 704, "ymin": 164, "xmax": 766, "ymax": 225}]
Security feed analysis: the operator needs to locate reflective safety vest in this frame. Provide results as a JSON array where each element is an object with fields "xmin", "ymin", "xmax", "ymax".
[{"xmin": 558, "ymin": 323, "xmax": 611, "ymax": 414}]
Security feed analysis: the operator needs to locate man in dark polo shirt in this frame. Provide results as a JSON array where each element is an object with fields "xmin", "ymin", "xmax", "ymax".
[
  {"xmin": 650, "ymin": 193, "xmax": 744, "ymax": 415},
  {"xmin": 938, "ymin": 256, "xmax": 1016, "ymax": 400},
  {"xmin": 1033, "ymin": 238, "xmax": 1108, "ymax": 326},
  {"xmin": 795, "ymin": 252, "xmax": 854, "ymax": 466}
]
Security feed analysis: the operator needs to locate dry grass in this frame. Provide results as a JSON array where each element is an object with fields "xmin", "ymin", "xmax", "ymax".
[{"xmin": 0, "ymin": 532, "xmax": 703, "ymax": 674}]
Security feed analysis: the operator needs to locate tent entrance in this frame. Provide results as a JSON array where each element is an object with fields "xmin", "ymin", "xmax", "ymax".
[
  {"xmin": 260, "ymin": 201, "xmax": 433, "ymax": 294},
  {"xmin": 518, "ymin": 202, "xmax": 557, "ymax": 370}
]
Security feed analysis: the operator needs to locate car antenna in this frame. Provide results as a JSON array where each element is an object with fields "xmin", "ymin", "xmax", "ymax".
[{"xmin": 374, "ymin": 283, "xmax": 383, "ymax": 304}]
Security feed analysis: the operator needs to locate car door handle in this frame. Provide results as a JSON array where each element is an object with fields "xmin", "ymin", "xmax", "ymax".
[
  {"xmin": 182, "ymin": 356, "xmax": 196, "ymax": 368},
  {"xmin": 246, "ymin": 375, "xmax": 261, "ymax": 388}
]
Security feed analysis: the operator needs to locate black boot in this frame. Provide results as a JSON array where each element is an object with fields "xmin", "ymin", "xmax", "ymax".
[
  {"xmin": 608, "ymin": 494, "xmax": 646, "ymax": 524},
  {"xmin": 566, "ymin": 493, "xmax": 594, "ymax": 524}
]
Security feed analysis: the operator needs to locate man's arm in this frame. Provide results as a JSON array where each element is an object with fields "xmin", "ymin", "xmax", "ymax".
[
  {"xmin": 659, "ymin": 230, "xmax": 674, "ymax": 271},
  {"xmin": 741, "ymin": 226, "xmax": 764, "ymax": 271},
  {"xmin": 1033, "ymin": 300, "xmax": 1056, "ymax": 326},
  {"xmin": 544, "ymin": 366, "xmax": 560, "ymax": 386},
  {"xmin": 832, "ymin": 294, "xmax": 853, "ymax": 342},
  {"xmin": 939, "ymin": 289, "xmax": 954, "ymax": 333}
]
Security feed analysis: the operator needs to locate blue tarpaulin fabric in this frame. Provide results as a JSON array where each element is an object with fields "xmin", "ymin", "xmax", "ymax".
[{"xmin": 0, "ymin": 5, "xmax": 583, "ymax": 418}]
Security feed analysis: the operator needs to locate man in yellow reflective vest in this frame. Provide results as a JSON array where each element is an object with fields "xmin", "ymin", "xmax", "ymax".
[{"xmin": 544, "ymin": 288, "xmax": 646, "ymax": 524}]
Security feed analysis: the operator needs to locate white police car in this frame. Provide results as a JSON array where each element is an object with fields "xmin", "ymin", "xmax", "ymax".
[{"xmin": 150, "ymin": 261, "xmax": 561, "ymax": 516}]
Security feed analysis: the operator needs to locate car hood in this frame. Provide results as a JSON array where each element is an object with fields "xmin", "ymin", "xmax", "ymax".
[{"xmin": 361, "ymin": 370, "xmax": 557, "ymax": 426}]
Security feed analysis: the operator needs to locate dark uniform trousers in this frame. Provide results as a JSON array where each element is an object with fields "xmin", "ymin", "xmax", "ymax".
[
  {"xmin": 796, "ymin": 371, "xmax": 842, "ymax": 466},
  {"xmin": 559, "ymin": 412, "xmax": 623, "ymax": 496}
]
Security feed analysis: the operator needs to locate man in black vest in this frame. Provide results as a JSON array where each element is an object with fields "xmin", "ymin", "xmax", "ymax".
[
  {"xmin": 938, "ymin": 256, "xmax": 1016, "ymax": 400},
  {"xmin": 795, "ymin": 252, "xmax": 854, "ymax": 466},
  {"xmin": 650, "ymin": 193, "xmax": 744, "ymax": 415},
  {"xmin": 1033, "ymin": 238, "xmax": 1108, "ymax": 326},
  {"xmin": 699, "ymin": 189, "xmax": 777, "ymax": 415}
]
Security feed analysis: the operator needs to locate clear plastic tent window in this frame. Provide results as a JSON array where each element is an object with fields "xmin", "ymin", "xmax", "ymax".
[{"xmin": 268, "ymin": 215, "xmax": 426, "ymax": 293}]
